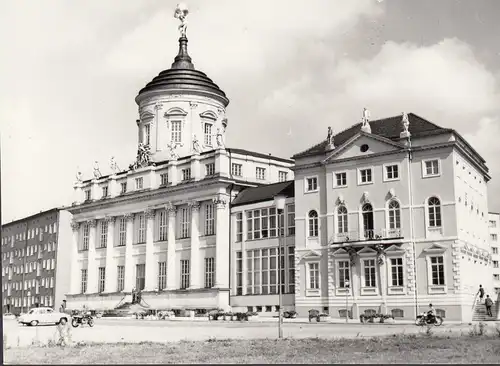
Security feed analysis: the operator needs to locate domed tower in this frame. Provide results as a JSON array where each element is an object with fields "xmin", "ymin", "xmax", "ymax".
[{"xmin": 135, "ymin": 5, "xmax": 229, "ymax": 162}]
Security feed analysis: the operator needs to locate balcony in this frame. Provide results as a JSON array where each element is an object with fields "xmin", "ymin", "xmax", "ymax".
[{"xmin": 329, "ymin": 228, "xmax": 403, "ymax": 244}]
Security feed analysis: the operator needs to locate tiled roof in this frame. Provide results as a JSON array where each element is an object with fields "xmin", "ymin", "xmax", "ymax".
[
  {"xmin": 231, "ymin": 181, "xmax": 294, "ymax": 207},
  {"xmin": 292, "ymin": 113, "xmax": 452, "ymax": 159}
]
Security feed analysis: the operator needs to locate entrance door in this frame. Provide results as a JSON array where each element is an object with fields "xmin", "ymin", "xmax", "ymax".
[{"xmin": 362, "ymin": 203, "xmax": 374, "ymax": 239}]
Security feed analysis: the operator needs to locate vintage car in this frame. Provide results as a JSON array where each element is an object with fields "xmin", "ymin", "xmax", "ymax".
[{"xmin": 18, "ymin": 307, "xmax": 69, "ymax": 326}]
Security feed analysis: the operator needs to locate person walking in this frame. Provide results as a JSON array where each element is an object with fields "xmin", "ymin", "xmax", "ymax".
[
  {"xmin": 477, "ymin": 285, "xmax": 485, "ymax": 303},
  {"xmin": 485, "ymin": 295, "xmax": 494, "ymax": 317}
]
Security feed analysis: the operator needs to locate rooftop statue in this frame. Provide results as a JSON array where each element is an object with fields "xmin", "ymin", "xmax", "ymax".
[
  {"xmin": 174, "ymin": 3, "xmax": 189, "ymax": 37},
  {"xmin": 93, "ymin": 161, "xmax": 102, "ymax": 179},
  {"xmin": 326, "ymin": 126, "xmax": 334, "ymax": 146},
  {"xmin": 167, "ymin": 141, "xmax": 179, "ymax": 160},
  {"xmin": 192, "ymin": 134, "xmax": 201, "ymax": 154},
  {"xmin": 110, "ymin": 156, "xmax": 120, "ymax": 174},
  {"xmin": 129, "ymin": 143, "xmax": 152, "ymax": 170},
  {"xmin": 75, "ymin": 169, "xmax": 83, "ymax": 183},
  {"xmin": 402, "ymin": 112, "xmax": 410, "ymax": 133}
]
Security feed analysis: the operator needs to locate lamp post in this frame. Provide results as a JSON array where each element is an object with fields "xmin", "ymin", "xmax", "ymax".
[
  {"xmin": 274, "ymin": 194, "xmax": 286, "ymax": 340},
  {"xmin": 345, "ymin": 280, "xmax": 350, "ymax": 323}
]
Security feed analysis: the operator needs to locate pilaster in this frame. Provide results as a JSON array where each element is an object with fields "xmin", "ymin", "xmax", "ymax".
[
  {"xmin": 168, "ymin": 161, "xmax": 178, "ymax": 186},
  {"xmin": 86, "ymin": 219, "xmax": 98, "ymax": 294},
  {"xmin": 144, "ymin": 209, "xmax": 157, "ymax": 291},
  {"xmin": 214, "ymin": 149, "xmax": 229, "ymax": 177},
  {"xmin": 109, "ymin": 176, "xmax": 118, "ymax": 198},
  {"xmin": 214, "ymin": 194, "xmax": 229, "ymax": 288},
  {"xmin": 73, "ymin": 183, "xmax": 84, "ymax": 205},
  {"xmin": 166, "ymin": 202, "xmax": 177, "ymax": 290},
  {"xmin": 70, "ymin": 221, "xmax": 81, "ymax": 294},
  {"xmin": 104, "ymin": 216, "xmax": 117, "ymax": 293},
  {"xmin": 191, "ymin": 155, "xmax": 201, "ymax": 181},
  {"xmin": 91, "ymin": 180, "xmax": 100, "ymax": 201},
  {"xmin": 188, "ymin": 201, "xmax": 201, "ymax": 289},
  {"xmin": 149, "ymin": 168, "xmax": 159, "ymax": 190},
  {"xmin": 124, "ymin": 213, "xmax": 135, "ymax": 292}
]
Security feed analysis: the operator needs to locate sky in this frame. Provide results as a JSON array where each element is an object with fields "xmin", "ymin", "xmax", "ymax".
[{"xmin": 2, "ymin": 0, "xmax": 500, "ymax": 223}]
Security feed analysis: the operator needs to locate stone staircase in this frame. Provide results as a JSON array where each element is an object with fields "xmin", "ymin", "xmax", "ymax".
[{"xmin": 472, "ymin": 300, "xmax": 499, "ymax": 321}]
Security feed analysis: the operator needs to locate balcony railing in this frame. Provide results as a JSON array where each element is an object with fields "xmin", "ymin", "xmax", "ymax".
[{"xmin": 330, "ymin": 228, "xmax": 403, "ymax": 244}]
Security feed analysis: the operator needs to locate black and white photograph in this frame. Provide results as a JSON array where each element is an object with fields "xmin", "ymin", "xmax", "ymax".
[{"xmin": 2, "ymin": 0, "xmax": 500, "ymax": 364}]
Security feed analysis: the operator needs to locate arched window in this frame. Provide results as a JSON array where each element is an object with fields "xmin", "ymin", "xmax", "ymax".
[
  {"xmin": 308, "ymin": 210, "xmax": 319, "ymax": 237},
  {"xmin": 428, "ymin": 197, "xmax": 442, "ymax": 227},
  {"xmin": 362, "ymin": 203, "xmax": 374, "ymax": 239},
  {"xmin": 388, "ymin": 200, "xmax": 401, "ymax": 229},
  {"xmin": 337, "ymin": 206, "xmax": 348, "ymax": 234}
]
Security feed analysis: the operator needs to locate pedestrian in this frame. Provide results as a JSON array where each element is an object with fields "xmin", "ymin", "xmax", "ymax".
[
  {"xmin": 477, "ymin": 285, "xmax": 485, "ymax": 303},
  {"xmin": 485, "ymin": 295, "xmax": 494, "ymax": 317}
]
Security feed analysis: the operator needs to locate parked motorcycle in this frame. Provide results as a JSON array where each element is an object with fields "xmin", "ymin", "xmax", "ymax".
[
  {"xmin": 71, "ymin": 312, "xmax": 95, "ymax": 328},
  {"xmin": 415, "ymin": 312, "xmax": 443, "ymax": 326}
]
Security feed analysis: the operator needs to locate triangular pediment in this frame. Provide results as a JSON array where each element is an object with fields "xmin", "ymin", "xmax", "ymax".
[
  {"xmin": 423, "ymin": 242, "xmax": 448, "ymax": 253},
  {"xmin": 299, "ymin": 249, "xmax": 322, "ymax": 261},
  {"xmin": 332, "ymin": 248, "xmax": 350, "ymax": 257},
  {"xmin": 323, "ymin": 132, "xmax": 405, "ymax": 164},
  {"xmin": 384, "ymin": 244, "xmax": 406, "ymax": 255},
  {"xmin": 357, "ymin": 246, "xmax": 378, "ymax": 256}
]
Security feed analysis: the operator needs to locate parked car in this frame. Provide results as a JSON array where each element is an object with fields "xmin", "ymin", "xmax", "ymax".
[{"xmin": 18, "ymin": 307, "xmax": 69, "ymax": 326}]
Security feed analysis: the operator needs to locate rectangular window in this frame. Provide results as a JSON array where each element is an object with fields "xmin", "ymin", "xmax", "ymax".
[
  {"xmin": 204, "ymin": 257, "xmax": 215, "ymax": 288},
  {"xmin": 158, "ymin": 210, "xmax": 168, "ymax": 241},
  {"xmin": 489, "ymin": 220, "xmax": 497, "ymax": 228},
  {"xmin": 204, "ymin": 123, "xmax": 212, "ymax": 146},
  {"xmin": 136, "ymin": 264, "xmax": 145, "ymax": 291},
  {"xmin": 205, "ymin": 163, "xmax": 215, "ymax": 176},
  {"xmin": 160, "ymin": 173, "xmax": 168, "ymax": 186},
  {"xmin": 99, "ymin": 221, "xmax": 108, "ymax": 248},
  {"xmin": 390, "ymin": 258, "xmax": 404, "ymax": 286},
  {"xmin": 424, "ymin": 159, "xmax": 440, "ymax": 177},
  {"xmin": 494, "ymin": 274, "xmax": 500, "ymax": 281},
  {"xmin": 308, "ymin": 262, "xmax": 320, "ymax": 289},
  {"xmin": 158, "ymin": 262, "xmax": 167, "ymax": 290},
  {"xmin": 182, "ymin": 168, "xmax": 191, "ymax": 181},
  {"xmin": 236, "ymin": 213, "xmax": 243, "ymax": 242},
  {"xmin": 180, "ymin": 259, "xmax": 190, "ymax": 289},
  {"xmin": 306, "ymin": 177, "xmax": 318, "ymax": 192},
  {"xmin": 179, "ymin": 207, "xmax": 190, "ymax": 239},
  {"xmin": 135, "ymin": 177, "xmax": 143, "ymax": 190},
  {"xmin": 491, "ymin": 234, "xmax": 498, "ymax": 241},
  {"xmin": 231, "ymin": 163, "xmax": 242, "ymax": 177},
  {"xmin": 118, "ymin": 218, "xmax": 127, "ymax": 247},
  {"xmin": 81, "ymin": 269, "xmax": 88, "ymax": 294},
  {"xmin": 82, "ymin": 223, "xmax": 90, "ymax": 251},
  {"xmin": 359, "ymin": 168, "xmax": 373, "ymax": 184},
  {"xmin": 98, "ymin": 267, "xmax": 106, "ymax": 293},
  {"xmin": 335, "ymin": 172, "xmax": 347, "ymax": 187},
  {"xmin": 236, "ymin": 251, "xmax": 243, "ymax": 295},
  {"xmin": 246, "ymin": 208, "xmax": 281, "ymax": 240},
  {"xmin": 204, "ymin": 203, "xmax": 215, "ymax": 236},
  {"xmin": 385, "ymin": 164, "xmax": 399, "ymax": 180},
  {"xmin": 171, "ymin": 121, "xmax": 182, "ymax": 143},
  {"xmin": 288, "ymin": 246, "xmax": 295, "ymax": 293},
  {"xmin": 256, "ymin": 167, "xmax": 266, "ymax": 180},
  {"xmin": 363, "ymin": 259, "xmax": 376, "ymax": 287},
  {"xmin": 102, "ymin": 186, "xmax": 109, "ymax": 198},
  {"xmin": 120, "ymin": 182, "xmax": 127, "ymax": 194},
  {"xmin": 144, "ymin": 124, "xmax": 151, "ymax": 145},
  {"xmin": 137, "ymin": 214, "xmax": 146, "ymax": 244},
  {"xmin": 493, "ymin": 261, "xmax": 499, "ymax": 269},
  {"xmin": 117, "ymin": 266, "xmax": 125, "ymax": 292},
  {"xmin": 84, "ymin": 189, "xmax": 91, "ymax": 201},
  {"xmin": 338, "ymin": 260, "xmax": 350, "ymax": 288},
  {"xmin": 278, "ymin": 171, "xmax": 288, "ymax": 182},
  {"xmin": 431, "ymin": 256, "xmax": 445, "ymax": 285},
  {"xmin": 287, "ymin": 204, "xmax": 295, "ymax": 236},
  {"xmin": 493, "ymin": 247, "xmax": 499, "ymax": 255}
]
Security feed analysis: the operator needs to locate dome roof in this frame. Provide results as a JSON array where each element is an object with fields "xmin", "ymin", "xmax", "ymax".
[{"xmin": 136, "ymin": 37, "xmax": 229, "ymax": 107}]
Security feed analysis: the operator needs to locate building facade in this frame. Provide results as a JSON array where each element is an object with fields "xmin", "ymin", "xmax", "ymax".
[
  {"xmin": 229, "ymin": 181, "xmax": 296, "ymax": 316},
  {"xmin": 1, "ymin": 209, "xmax": 73, "ymax": 315},
  {"xmin": 290, "ymin": 112, "xmax": 493, "ymax": 322},
  {"xmin": 489, "ymin": 212, "xmax": 500, "ymax": 294},
  {"xmin": 65, "ymin": 34, "xmax": 293, "ymax": 312}
]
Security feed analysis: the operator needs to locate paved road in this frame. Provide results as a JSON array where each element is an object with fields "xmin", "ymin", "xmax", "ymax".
[{"xmin": 3, "ymin": 318, "xmax": 498, "ymax": 348}]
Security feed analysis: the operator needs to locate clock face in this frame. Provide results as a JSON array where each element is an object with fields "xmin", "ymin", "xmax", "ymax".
[{"xmin": 360, "ymin": 144, "xmax": 369, "ymax": 153}]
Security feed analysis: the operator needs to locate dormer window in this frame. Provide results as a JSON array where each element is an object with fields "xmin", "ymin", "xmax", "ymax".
[
  {"xmin": 120, "ymin": 182, "xmax": 127, "ymax": 194},
  {"xmin": 171, "ymin": 121, "xmax": 182, "ymax": 143},
  {"xmin": 182, "ymin": 168, "xmax": 191, "ymax": 181},
  {"xmin": 102, "ymin": 186, "xmax": 108, "ymax": 198},
  {"xmin": 160, "ymin": 173, "xmax": 168, "ymax": 186},
  {"xmin": 135, "ymin": 177, "xmax": 143, "ymax": 190},
  {"xmin": 84, "ymin": 189, "xmax": 91, "ymax": 201}
]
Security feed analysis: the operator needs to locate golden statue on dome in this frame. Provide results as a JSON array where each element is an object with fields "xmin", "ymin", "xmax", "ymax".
[{"xmin": 174, "ymin": 3, "xmax": 189, "ymax": 37}]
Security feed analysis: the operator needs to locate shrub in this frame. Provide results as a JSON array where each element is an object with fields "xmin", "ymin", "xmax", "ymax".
[
  {"xmin": 283, "ymin": 310, "xmax": 297, "ymax": 319},
  {"xmin": 360, "ymin": 313, "xmax": 394, "ymax": 323}
]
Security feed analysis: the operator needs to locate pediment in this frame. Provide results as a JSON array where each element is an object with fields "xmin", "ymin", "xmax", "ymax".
[
  {"xmin": 299, "ymin": 249, "xmax": 322, "ymax": 261},
  {"xmin": 199, "ymin": 110, "xmax": 218, "ymax": 121},
  {"xmin": 140, "ymin": 111, "xmax": 155, "ymax": 121},
  {"xmin": 423, "ymin": 242, "xmax": 448, "ymax": 253},
  {"xmin": 384, "ymin": 244, "xmax": 406, "ymax": 255},
  {"xmin": 323, "ymin": 132, "xmax": 405, "ymax": 164},
  {"xmin": 357, "ymin": 247, "xmax": 378, "ymax": 256},
  {"xmin": 332, "ymin": 248, "xmax": 350, "ymax": 257},
  {"xmin": 164, "ymin": 107, "xmax": 188, "ymax": 117}
]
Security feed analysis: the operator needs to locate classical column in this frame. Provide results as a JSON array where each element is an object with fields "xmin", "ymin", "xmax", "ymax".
[
  {"xmin": 70, "ymin": 221, "xmax": 81, "ymax": 294},
  {"xmin": 214, "ymin": 194, "xmax": 229, "ymax": 288},
  {"xmin": 123, "ymin": 213, "xmax": 135, "ymax": 293},
  {"xmin": 166, "ymin": 203, "xmax": 177, "ymax": 290},
  {"xmin": 104, "ymin": 216, "xmax": 116, "ymax": 293},
  {"xmin": 86, "ymin": 219, "xmax": 98, "ymax": 294},
  {"xmin": 144, "ymin": 209, "xmax": 157, "ymax": 291},
  {"xmin": 189, "ymin": 201, "xmax": 201, "ymax": 289}
]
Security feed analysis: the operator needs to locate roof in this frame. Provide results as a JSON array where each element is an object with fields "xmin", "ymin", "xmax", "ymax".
[
  {"xmin": 227, "ymin": 148, "xmax": 294, "ymax": 164},
  {"xmin": 231, "ymin": 181, "xmax": 294, "ymax": 207},
  {"xmin": 136, "ymin": 37, "xmax": 229, "ymax": 107},
  {"xmin": 2, "ymin": 207, "xmax": 61, "ymax": 229},
  {"xmin": 292, "ymin": 113, "xmax": 452, "ymax": 159}
]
